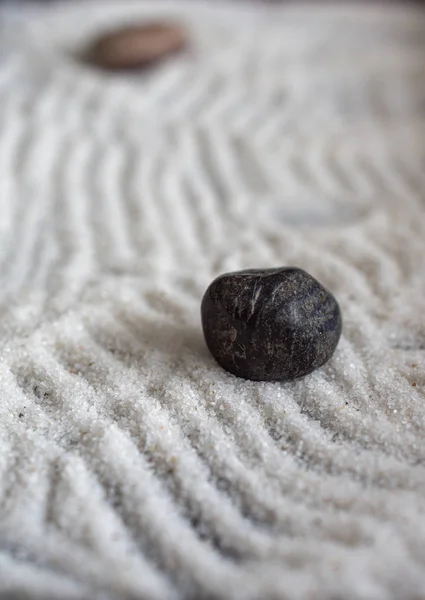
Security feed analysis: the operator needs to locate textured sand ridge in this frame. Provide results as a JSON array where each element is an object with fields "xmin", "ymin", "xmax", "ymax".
[{"xmin": 0, "ymin": 1, "xmax": 425, "ymax": 599}]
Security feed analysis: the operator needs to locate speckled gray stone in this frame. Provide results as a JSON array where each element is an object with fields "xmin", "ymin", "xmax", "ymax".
[{"xmin": 201, "ymin": 267, "xmax": 342, "ymax": 382}]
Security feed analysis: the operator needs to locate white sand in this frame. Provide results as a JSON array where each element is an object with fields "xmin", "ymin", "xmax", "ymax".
[{"xmin": 0, "ymin": 1, "xmax": 425, "ymax": 598}]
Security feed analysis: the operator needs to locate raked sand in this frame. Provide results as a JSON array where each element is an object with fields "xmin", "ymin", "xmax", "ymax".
[{"xmin": 0, "ymin": 2, "xmax": 425, "ymax": 599}]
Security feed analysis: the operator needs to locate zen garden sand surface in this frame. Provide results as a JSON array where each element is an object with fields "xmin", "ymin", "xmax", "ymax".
[{"xmin": 0, "ymin": 1, "xmax": 424, "ymax": 599}]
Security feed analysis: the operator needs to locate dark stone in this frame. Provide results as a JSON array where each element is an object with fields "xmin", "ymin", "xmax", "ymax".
[{"xmin": 201, "ymin": 267, "xmax": 342, "ymax": 382}]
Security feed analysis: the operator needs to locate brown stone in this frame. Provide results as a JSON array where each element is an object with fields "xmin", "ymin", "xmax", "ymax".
[{"xmin": 84, "ymin": 22, "xmax": 187, "ymax": 70}]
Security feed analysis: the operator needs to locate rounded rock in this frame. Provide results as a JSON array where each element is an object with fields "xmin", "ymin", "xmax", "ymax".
[
  {"xmin": 84, "ymin": 22, "xmax": 187, "ymax": 71},
  {"xmin": 201, "ymin": 267, "xmax": 342, "ymax": 382}
]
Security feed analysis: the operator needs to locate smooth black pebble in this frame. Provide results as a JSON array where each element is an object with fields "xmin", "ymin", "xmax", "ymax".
[{"xmin": 201, "ymin": 267, "xmax": 342, "ymax": 382}]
